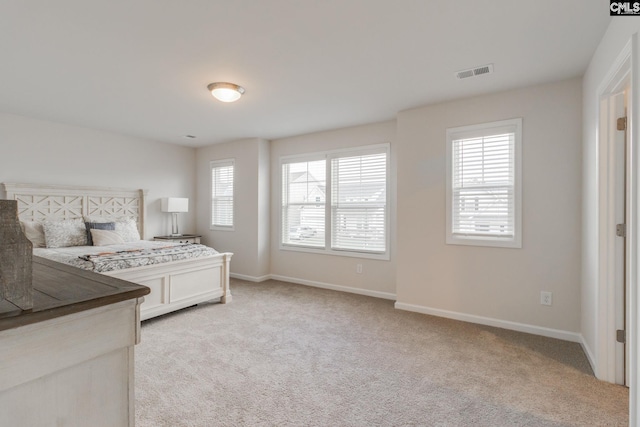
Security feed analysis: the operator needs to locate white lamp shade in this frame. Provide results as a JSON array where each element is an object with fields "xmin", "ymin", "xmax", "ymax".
[{"xmin": 161, "ymin": 197, "xmax": 189, "ymax": 213}]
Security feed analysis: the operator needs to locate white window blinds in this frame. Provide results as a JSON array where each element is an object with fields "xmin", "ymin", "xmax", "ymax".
[
  {"xmin": 280, "ymin": 144, "xmax": 389, "ymax": 257},
  {"xmin": 281, "ymin": 159, "xmax": 326, "ymax": 248},
  {"xmin": 211, "ymin": 159, "xmax": 234, "ymax": 228},
  {"xmin": 447, "ymin": 119, "xmax": 522, "ymax": 248},
  {"xmin": 331, "ymin": 151, "xmax": 387, "ymax": 253}
]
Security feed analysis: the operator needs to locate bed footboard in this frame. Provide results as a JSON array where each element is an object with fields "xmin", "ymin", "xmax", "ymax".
[
  {"xmin": 104, "ymin": 252, "xmax": 233, "ymax": 321},
  {"xmin": 219, "ymin": 252, "xmax": 232, "ymax": 304}
]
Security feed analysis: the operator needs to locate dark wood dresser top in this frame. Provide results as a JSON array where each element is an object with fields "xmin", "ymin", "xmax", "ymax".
[{"xmin": 0, "ymin": 256, "xmax": 150, "ymax": 331}]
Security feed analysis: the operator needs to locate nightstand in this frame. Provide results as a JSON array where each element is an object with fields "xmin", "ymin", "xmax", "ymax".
[{"xmin": 154, "ymin": 234, "xmax": 201, "ymax": 244}]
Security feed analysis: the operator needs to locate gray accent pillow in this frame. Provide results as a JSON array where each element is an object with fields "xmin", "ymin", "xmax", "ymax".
[
  {"xmin": 43, "ymin": 218, "xmax": 88, "ymax": 248},
  {"xmin": 85, "ymin": 221, "xmax": 116, "ymax": 246}
]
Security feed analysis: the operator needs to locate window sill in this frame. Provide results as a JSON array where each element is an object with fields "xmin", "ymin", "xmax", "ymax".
[
  {"xmin": 279, "ymin": 244, "xmax": 390, "ymax": 260},
  {"xmin": 210, "ymin": 226, "xmax": 235, "ymax": 232},
  {"xmin": 446, "ymin": 235, "xmax": 521, "ymax": 249}
]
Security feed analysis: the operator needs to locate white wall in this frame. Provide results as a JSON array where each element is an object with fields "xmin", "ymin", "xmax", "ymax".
[
  {"xmin": 395, "ymin": 78, "xmax": 583, "ymax": 336},
  {"xmin": 0, "ymin": 112, "xmax": 196, "ymax": 238},
  {"xmin": 196, "ymin": 138, "xmax": 270, "ymax": 279},
  {"xmin": 269, "ymin": 121, "xmax": 397, "ymax": 297},
  {"xmin": 581, "ymin": 19, "xmax": 640, "ymax": 375}
]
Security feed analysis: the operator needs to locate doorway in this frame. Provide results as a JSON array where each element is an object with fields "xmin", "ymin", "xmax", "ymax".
[
  {"xmin": 595, "ymin": 30, "xmax": 640, "ymax": 427},
  {"xmin": 596, "ymin": 39, "xmax": 633, "ymax": 388}
]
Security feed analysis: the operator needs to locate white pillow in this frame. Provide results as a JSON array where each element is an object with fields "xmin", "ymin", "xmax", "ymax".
[
  {"xmin": 83, "ymin": 216, "xmax": 141, "ymax": 242},
  {"xmin": 90, "ymin": 229, "xmax": 126, "ymax": 246},
  {"xmin": 43, "ymin": 218, "xmax": 88, "ymax": 248},
  {"xmin": 115, "ymin": 218, "xmax": 141, "ymax": 242},
  {"xmin": 20, "ymin": 221, "xmax": 46, "ymax": 248}
]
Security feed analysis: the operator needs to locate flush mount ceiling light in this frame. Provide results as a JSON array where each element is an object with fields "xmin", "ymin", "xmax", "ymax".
[{"xmin": 207, "ymin": 82, "xmax": 245, "ymax": 103}]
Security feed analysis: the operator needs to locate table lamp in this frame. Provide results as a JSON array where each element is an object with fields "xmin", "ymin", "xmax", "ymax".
[{"xmin": 161, "ymin": 197, "xmax": 188, "ymax": 236}]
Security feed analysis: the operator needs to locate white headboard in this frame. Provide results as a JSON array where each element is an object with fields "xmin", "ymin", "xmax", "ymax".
[{"xmin": 1, "ymin": 183, "xmax": 147, "ymax": 238}]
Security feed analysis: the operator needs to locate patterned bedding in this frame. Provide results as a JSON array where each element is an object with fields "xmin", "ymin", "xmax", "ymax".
[{"xmin": 34, "ymin": 240, "xmax": 219, "ymax": 273}]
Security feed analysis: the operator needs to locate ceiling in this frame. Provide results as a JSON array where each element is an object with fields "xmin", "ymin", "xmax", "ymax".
[{"xmin": 0, "ymin": 1, "xmax": 610, "ymax": 147}]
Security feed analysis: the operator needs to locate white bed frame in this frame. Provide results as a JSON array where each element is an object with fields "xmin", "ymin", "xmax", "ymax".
[{"xmin": 1, "ymin": 183, "xmax": 232, "ymax": 320}]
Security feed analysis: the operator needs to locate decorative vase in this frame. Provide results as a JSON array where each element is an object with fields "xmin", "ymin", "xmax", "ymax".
[{"xmin": 0, "ymin": 199, "xmax": 33, "ymax": 310}]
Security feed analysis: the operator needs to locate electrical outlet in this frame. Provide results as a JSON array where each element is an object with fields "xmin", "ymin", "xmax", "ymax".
[
  {"xmin": 356, "ymin": 264, "xmax": 363, "ymax": 274},
  {"xmin": 540, "ymin": 291, "xmax": 552, "ymax": 306}
]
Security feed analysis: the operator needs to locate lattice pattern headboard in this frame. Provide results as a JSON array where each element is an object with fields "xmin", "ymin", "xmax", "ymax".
[{"xmin": 1, "ymin": 183, "xmax": 147, "ymax": 238}]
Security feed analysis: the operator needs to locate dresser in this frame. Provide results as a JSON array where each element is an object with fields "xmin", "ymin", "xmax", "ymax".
[{"xmin": 0, "ymin": 257, "xmax": 150, "ymax": 427}]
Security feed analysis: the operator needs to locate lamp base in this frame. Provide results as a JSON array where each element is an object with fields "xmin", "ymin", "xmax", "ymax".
[{"xmin": 171, "ymin": 212, "xmax": 180, "ymax": 236}]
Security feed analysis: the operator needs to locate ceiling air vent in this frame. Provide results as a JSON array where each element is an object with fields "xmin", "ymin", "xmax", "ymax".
[{"xmin": 455, "ymin": 64, "xmax": 494, "ymax": 80}]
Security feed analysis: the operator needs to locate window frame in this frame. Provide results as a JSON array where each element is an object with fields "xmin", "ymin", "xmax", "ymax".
[
  {"xmin": 445, "ymin": 118, "xmax": 522, "ymax": 248},
  {"xmin": 281, "ymin": 155, "xmax": 327, "ymax": 250},
  {"xmin": 210, "ymin": 158, "xmax": 235, "ymax": 231},
  {"xmin": 279, "ymin": 144, "xmax": 390, "ymax": 260}
]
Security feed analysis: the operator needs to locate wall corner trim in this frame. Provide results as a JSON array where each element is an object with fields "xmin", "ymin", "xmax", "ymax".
[
  {"xmin": 579, "ymin": 334, "xmax": 597, "ymax": 375},
  {"xmin": 394, "ymin": 301, "xmax": 582, "ymax": 343}
]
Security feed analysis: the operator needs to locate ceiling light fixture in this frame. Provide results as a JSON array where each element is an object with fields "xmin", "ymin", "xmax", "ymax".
[{"xmin": 207, "ymin": 82, "xmax": 245, "ymax": 103}]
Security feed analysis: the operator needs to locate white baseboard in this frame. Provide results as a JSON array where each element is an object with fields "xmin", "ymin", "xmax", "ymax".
[
  {"xmin": 394, "ymin": 302, "xmax": 582, "ymax": 343},
  {"xmin": 229, "ymin": 274, "xmax": 583, "ymax": 345},
  {"xmin": 269, "ymin": 274, "xmax": 397, "ymax": 300},
  {"xmin": 229, "ymin": 273, "xmax": 271, "ymax": 283},
  {"xmin": 579, "ymin": 334, "xmax": 597, "ymax": 374}
]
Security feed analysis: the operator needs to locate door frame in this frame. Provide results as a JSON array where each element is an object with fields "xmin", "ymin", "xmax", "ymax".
[{"xmin": 596, "ymin": 34, "xmax": 638, "ymax": 423}]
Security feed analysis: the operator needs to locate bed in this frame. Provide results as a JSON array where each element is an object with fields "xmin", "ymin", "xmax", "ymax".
[{"xmin": 1, "ymin": 182, "xmax": 232, "ymax": 321}]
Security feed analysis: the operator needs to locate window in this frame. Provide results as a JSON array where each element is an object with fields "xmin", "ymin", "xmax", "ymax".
[
  {"xmin": 210, "ymin": 159, "xmax": 234, "ymax": 229},
  {"xmin": 281, "ymin": 144, "xmax": 389, "ymax": 258},
  {"xmin": 331, "ymin": 152, "xmax": 387, "ymax": 252},
  {"xmin": 281, "ymin": 158, "xmax": 326, "ymax": 248},
  {"xmin": 446, "ymin": 118, "xmax": 522, "ymax": 248}
]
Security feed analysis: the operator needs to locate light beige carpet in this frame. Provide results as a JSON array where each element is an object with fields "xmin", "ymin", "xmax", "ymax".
[{"xmin": 135, "ymin": 279, "xmax": 628, "ymax": 426}]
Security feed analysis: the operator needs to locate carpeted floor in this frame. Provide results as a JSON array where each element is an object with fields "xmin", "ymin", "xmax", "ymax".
[{"xmin": 135, "ymin": 279, "xmax": 629, "ymax": 426}]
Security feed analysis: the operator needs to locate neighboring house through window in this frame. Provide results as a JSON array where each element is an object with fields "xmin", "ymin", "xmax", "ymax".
[
  {"xmin": 281, "ymin": 144, "xmax": 389, "ymax": 259},
  {"xmin": 446, "ymin": 118, "xmax": 522, "ymax": 248},
  {"xmin": 210, "ymin": 159, "xmax": 234, "ymax": 230}
]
